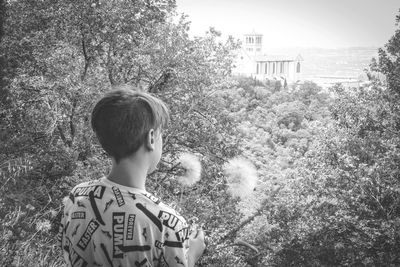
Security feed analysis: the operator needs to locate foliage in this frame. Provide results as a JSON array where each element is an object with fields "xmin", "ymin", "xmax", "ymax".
[
  {"xmin": 265, "ymin": 81, "xmax": 400, "ymax": 266},
  {"xmin": 212, "ymin": 74, "xmax": 400, "ymax": 266},
  {"xmin": 372, "ymin": 8, "xmax": 400, "ymax": 97},
  {"xmin": 230, "ymin": 15, "xmax": 400, "ymax": 264},
  {"xmin": 191, "ymin": 10, "xmax": 400, "ymax": 264}
]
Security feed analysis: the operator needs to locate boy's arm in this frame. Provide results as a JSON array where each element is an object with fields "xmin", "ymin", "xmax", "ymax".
[
  {"xmin": 57, "ymin": 213, "xmax": 64, "ymax": 249},
  {"xmin": 187, "ymin": 229, "xmax": 206, "ymax": 267},
  {"xmin": 57, "ymin": 196, "xmax": 70, "ymax": 250},
  {"xmin": 163, "ymin": 227, "xmax": 206, "ymax": 267}
]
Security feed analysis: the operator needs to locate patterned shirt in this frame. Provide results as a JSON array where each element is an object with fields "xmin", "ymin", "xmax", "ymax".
[{"xmin": 58, "ymin": 177, "xmax": 190, "ymax": 267}]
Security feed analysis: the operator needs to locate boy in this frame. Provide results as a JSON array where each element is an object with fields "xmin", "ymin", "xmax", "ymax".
[{"xmin": 58, "ymin": 88, "xmax": 205, "ymax": 267}]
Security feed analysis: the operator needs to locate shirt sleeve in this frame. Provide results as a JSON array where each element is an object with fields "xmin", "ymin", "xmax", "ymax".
[
  {"xmin": 57, "ymin": 193, "xmax": 76, "ymax": 260},
  {"xmin": 57, "ymin": 212, "xmax": 64, "ymax": 249},
  {"xmin": 162, "ymin": 223, "xmax": 190, "ymax": 267},
  {"xmin": 57, "ymin": 195, "xmax": 72, "ymax": 249}
]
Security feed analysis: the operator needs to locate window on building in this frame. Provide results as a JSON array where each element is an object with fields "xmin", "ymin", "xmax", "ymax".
[
  {"xmin": 265, "ymin": 63, "xmax": 268, "ymax": 74},
  {"xmin": 272, "ymin": 62, "xmax": 276, "ymax": 74},
  {"xmin": 256, "ymin": 63, "xmax": 259, "ymax": 74},
  {"xmin": 280, "ymin": 62, "xmax": 284, "ymax": 73},
  {"xmin": 296, "ymin": 62, "xmax": 301, "ymax": 73}
]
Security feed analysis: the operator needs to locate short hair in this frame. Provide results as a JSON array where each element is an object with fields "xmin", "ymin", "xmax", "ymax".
[{"xmin": 91, "ymin": 87, "xmax": 169, "ymax": 163}]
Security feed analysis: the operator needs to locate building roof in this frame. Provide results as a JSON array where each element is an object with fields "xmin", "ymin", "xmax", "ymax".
[
  {"xmin": 254, "ymin": 54, "xmax": 303, "ymax": 62},
  {"xmin": 244, "ymin": 30, "xmax": 262, "ymax": 36}
]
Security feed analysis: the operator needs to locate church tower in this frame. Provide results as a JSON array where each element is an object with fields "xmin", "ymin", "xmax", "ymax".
[{"xmin": 243, "ymin": 31, "xmax": 263, "ymax": 56}]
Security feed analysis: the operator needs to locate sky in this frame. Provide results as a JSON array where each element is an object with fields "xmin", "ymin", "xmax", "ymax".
[{"xmin": 175, "ymin": 0, "xmax": 400, "ymax": 49}]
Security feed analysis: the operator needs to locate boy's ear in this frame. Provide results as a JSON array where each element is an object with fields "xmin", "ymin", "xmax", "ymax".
[{"xmin": 145, "ymin": 129, "xmax": 155, "ymax": 151}]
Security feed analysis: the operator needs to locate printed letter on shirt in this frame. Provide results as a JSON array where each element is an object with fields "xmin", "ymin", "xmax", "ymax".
[
  {"xmin": 113, "ymin": 212, "xmax": 125, "ymax": 258},
  {"xmin": 158, "ymin": 210, "xmax": 180, "ymax": 230},
  {"xmin": 112, "ymin": 186, "xmax": 125, "ymax": 207},
  {"xmin": 126, "ymin": 214, "xmax": 136, "ymax": 240},
  {"xmin": 77, "ymin": 219, "xmax": 100, "ymax": 251}
]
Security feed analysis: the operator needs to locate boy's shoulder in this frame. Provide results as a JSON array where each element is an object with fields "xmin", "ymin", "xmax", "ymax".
[
  {"xmin": 69, "ymin": 178, "xmax": 106, "ymax": 198},
  {"xmin": 134, "ymin": 189, "xmax": 187, "ymax": 226},
  {"xmin": 67, "ymin": 178, "xmax": 186, "ymax": 225}
]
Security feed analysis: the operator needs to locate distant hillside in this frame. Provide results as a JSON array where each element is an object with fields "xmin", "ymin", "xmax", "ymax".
[{"xmin": 266, "ymin": 47, "xmax": 379, "ymax": 79}]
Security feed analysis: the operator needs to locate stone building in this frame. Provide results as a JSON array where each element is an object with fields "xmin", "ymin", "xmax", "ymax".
[{"xmin": 233, "ymin": 31, "xmax": 303, "ymax": 83}]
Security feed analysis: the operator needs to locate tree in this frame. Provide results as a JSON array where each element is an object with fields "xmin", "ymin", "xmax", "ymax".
[
  {"xmin": 213, "ymin": 9, "xmax": 400, "ymax": 266},
  {"xmin": 259, "ymin": 10, "xmax": 400, "ymax": 265},
  {"xmin": 0, "ymin": 0, "xmax": 9, "ymax": 104},
  {"xmin": 372, "ymin": 8, "xmax": 400, "ymax": 97},
  {"xmin": 0, "ymin": 0, "xmax": 243, "ymax": 265}
]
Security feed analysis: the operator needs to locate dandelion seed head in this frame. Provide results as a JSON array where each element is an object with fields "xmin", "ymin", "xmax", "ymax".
[
  {"xmin": 176, "ymin": 153, "xmax": 202, "ymax": 186},
  {"xmin": 223, "ymin": 157, "xmax": 257, "ymax": 198},
  {"xmin": 36, "ymin": 219, "xmax": 52, "ymax": 233}
]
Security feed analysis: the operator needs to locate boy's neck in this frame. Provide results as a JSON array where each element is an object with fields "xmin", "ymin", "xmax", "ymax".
[{"xmin": 107, "ymin": 155, "xmax": 148, "ymax": 190}]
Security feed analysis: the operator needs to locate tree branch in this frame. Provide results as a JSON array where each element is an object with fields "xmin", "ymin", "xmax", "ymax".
[
  {"xmin": 106, "ymin": 42, "xmax": 115, "ymax": 85},
  {"xmin": 57, "ymin": 125, "xmax": 71, "ymax": 147},
  {"xmin": 80, "ymin": 28, "xmax": 91, "ymax": 81},
  {"xmin": 216, "ymin": 239, "xmax": 259, "ymax": 253},
  {"xmin": 218, "ymin": 186, "xmax": 282, "ymax": 243},
  {"xmin": 69, "ymin": 99, "xmax": 77, "ymax": 145}
]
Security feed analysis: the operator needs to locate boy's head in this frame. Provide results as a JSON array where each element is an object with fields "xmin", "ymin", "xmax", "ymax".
[{"xmin": 91, "ymin": 87, "xmax": 169, "ymax": 164}]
